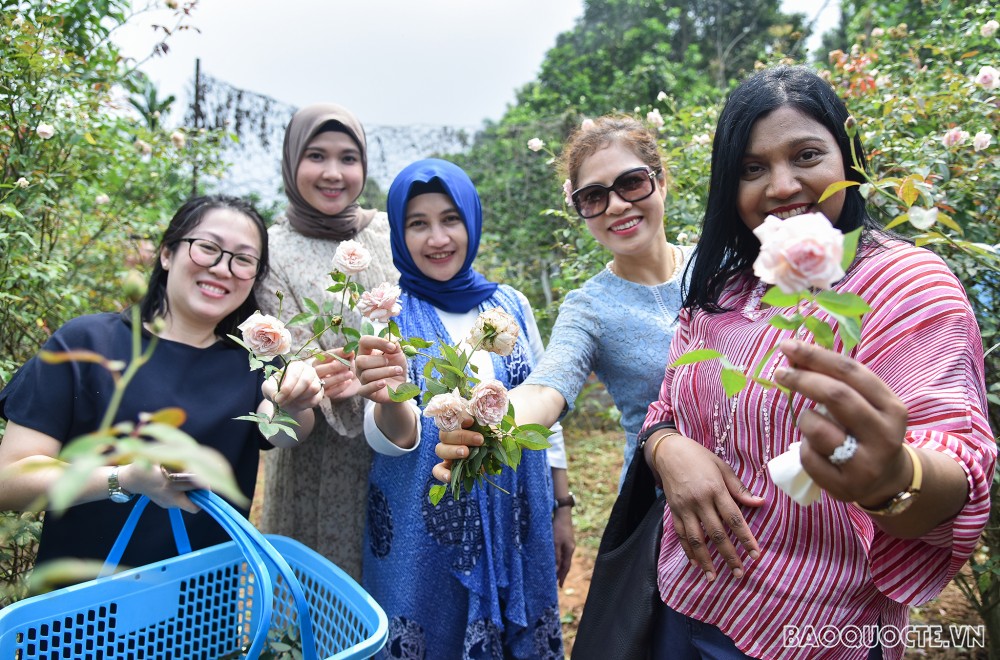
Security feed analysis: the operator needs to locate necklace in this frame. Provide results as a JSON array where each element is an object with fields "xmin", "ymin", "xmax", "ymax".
[{"xmin": 607, "ymin": 243, "xmax": 684, "ymax": 282}]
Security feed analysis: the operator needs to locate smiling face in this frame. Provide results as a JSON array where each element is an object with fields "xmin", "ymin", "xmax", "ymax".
[
  {"xmin": 160, "ymin": 208, "xmax": 262, "ymax": 333},
  {"xmin": 737, "ymin": 105, "xmax": 847, "ymax": 232},
  {"xmin": 403, "ymin": 192, "xmax": 469, "ymax": 282},
  {"xmin": 295, "ymin": 130, "xmax": 365, "ymax": 216},
  {"xmin": 574, "ymin": 142, "xmax": 667, "ymax": 257}
]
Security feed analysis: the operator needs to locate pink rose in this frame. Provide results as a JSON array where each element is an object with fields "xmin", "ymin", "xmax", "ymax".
[
  {"xmin": 333, "ymin": 239, "xmax": 372, "ymax": 274},
  {"xmin": 974, "ymin": 66, "xmax": 999, "ymax": 90},
  {"xmin": 423, "ymin": 389, "xmax": 473, "ymax": 432},
  {"xmin": 469, "ymin": 379, "xmax": 509, "ymax": 426},
  {"xmin": 942, "ymin": 127, "xmax": 969, "ymax": 148},
  {"xmin": 752, "ymin": 213, "xmax": 845, "ymax": 294},
  {"xmin": 238, "ymin": 312, "xmax": 291, "ymax": 357},
  {"xmin": 982, "ymin": 20, "xmax": 999, "ymax": 38},
  {"xmin": 468, "ymin": 308, "xmax": 519, "ymax": 357},
  {"xmin": 35, "ymin": 123, "xmax": 55, "ymax": 140},
  {"xmin": 357, "ymin": 282, "xmax": 402, "ymax": 323},
  {"xmin": 562, "ymin": 179, "xmax": 574, "ymax": 207}
]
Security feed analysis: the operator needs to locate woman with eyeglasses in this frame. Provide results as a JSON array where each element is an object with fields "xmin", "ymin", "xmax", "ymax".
[
  {"xmin": 433, "ymin": 114, "xmax": 692, "ymax": 488},
  {"xmin": 256, "ymin": 104, "xmax": 399, "ymax": 580},
  {"xmin": 0, "ymin": 195, "xmax": 323, "ymax": 569}
]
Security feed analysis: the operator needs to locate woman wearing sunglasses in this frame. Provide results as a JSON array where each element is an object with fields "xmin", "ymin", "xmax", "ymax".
[
  {"xmin": 0, "ymin": 195, "xmax": 323, "ymax": 569},
  {"xmin": 432, "ymin": 113, "xmax": 691, "ymax": 488}
]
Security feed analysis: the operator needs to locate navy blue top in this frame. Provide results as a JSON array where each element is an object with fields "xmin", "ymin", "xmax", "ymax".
[{"xmin": 0, "ymin": 311, "xmax": 267, "ymax": 568}]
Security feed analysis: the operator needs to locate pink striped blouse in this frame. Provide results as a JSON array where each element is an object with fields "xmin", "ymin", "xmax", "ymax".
[{"xmin": 642, "ymin": 241, "xmax": 995, "ymax": 660}]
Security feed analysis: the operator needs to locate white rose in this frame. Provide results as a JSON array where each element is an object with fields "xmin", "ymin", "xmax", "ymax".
[
  {"xmin": 95, "ymin": 193, "xmax": 110, "ymax": 205},
  {"xmin": 36, "ymin": 123, "xmax": 55, "ymax": 140},
  {"xmin": 423, "ymin": 389, "xmax": 474, "ymax": 432},
  {"xmin": 752, "ymin": 213, "xmax": 846, "ymax": 294},
  {"xmin": 468, "ymin": 308, "xmax": 519, "ymax": 357},
  {"xmin": 237, "ymin": 312, "xmax": 292, "ymax": 358},
  {"xmin": 333, "ymin": 239, "xmax": 372, "ymax": 275}
]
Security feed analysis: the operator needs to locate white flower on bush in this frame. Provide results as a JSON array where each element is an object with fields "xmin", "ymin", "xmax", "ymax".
[
  {"xmin": 333, "ymin": 239, "xmax": 371, "ymax": 274},
  {"xmin": 423, "ymin": 389, "xmax": 473, "ymax": 432},
  {"xmin": 527, "ymin": 138, "xmax": 545, "ymax": 152},
  {"xmin": 871, "ymin": 27, "xmax": 885, "ymax": 38},
  {"xmin": 907, "ymin": 206, "xmax": 939, "ymax": 230},
  {"xmin": 469, "ymin": 379, "xmax": 509, "ymax": 426},
  {"xmin": 238, "ymin": 312, "xmax": 292, "ymax": 358},
  {"xmin": 974, "ymin": 65, "xmax": 999, "ymax": 90},
  {"xmin": 562, "ymin": 179, "xmax": 574, "ymax": 207},
  {"xmin": 646, "ymin": 108, "xmax": 664, "ymax": 128},
  {"xmin": 134, "ymin": 139, "xmax": 152, "ymax": 156},
  {"xmin": 165, "ymin": 0, "xmax": 179, "ymax": 8},
  {"xmin": 580, "ymin": 118, "xmax": 595, "ymax": 131},
  {"xmin": 95, "ymin": 193, "xmax": 110, "ymax": 205},
  {"xmin": 468, "ymin": 308, "xmax": 519, "ymax": 357},
  {"xmin": 36, "ymin": 123, "xmax": 55, "ymax": 140},
  {"xmin": 752, "ymin": 213, "xmax": 845, "ymax": 294},
  {"xmin": 973, "ymin": 131, "xmax": 992, "ymax": 152},
  {"xmin": 12, "ymin": 14, "xmax": 24, "ymax": 27},
  {"xmin": 170, "ymin": 131, "xmax": 186, "ymax": 149},
  {"xmin": 692, "ymin": 133, "xmax": 711, "ymax": 146},
  {"xmin": 941, "ymin": 127, "xmax": 969, "ymax": 148},
  {"xmin": 356, "ymin": 282, "xmax": 402, "ymax": 323},
  {"xmin": 15, "ymin": 177, "xmax": 29, "ymax": 188},
  {"xmin": 982, "ymin": 20, "xmax": 999, "ymax": 38},
  {"xmin": 656, "ymin": 90, "xmax": 668, "ymax": 102}
]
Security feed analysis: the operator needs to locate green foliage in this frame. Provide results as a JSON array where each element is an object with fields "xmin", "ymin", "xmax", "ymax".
[{"xmin": 0, "ymin": 1, "xmax": 229, "ymax": 387}]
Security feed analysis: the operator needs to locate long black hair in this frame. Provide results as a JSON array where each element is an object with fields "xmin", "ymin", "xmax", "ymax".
[
  {"xmin": 684, "ymin": 65, "xmax": 882, "ymax": 312},
  {"xmin": 139, "ymin": 195, "xmax": 270, "ymax": 342}
]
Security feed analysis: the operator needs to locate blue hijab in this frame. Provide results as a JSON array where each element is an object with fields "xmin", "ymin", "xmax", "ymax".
[{"xmin": 387, "ymin": 159, "xmax": 498, "ymax": 313}]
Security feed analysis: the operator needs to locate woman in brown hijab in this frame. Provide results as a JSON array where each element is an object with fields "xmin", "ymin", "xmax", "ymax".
[{"xmin": 257, "ymin": 104, "xmax": 397, "ymax": 579}]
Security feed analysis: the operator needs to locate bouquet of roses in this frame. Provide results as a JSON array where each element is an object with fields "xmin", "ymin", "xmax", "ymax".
[
  {"xmin": 231, "ymin": 240, "xmax": 402, "ymax": 440},
  {"xmin": 671, "ymin": 206, "xmax": 870, "ymax": 505},
  {"xmin": 385, "ymin": 307, "xmax": 554, "ymax": 504}
]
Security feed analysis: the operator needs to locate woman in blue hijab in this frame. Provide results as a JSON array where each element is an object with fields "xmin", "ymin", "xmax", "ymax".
[{"xmin": 357, "ymin": 159, "xmax": 566, "ymax": 659}]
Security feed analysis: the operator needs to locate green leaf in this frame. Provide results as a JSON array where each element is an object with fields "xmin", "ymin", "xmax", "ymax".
[
  {"xmin": 720, "ymin": 368, "xmax": 747, "ymax": 397},
  {"xmin": 814, "ymin": 290, "xmax": 871, "ymax": 316},
  {"xmin": 408, "ymin": 337, "xmax": 434, "ymax": 349},
  {"xmin": 768, "ymin": 313, "xmax": 803, "ymax": 331},
  {"xmin": 287, "ymin": 312, "xmax": 314, "ymax": 326},
  {"xmin": 515, "ymin": 429, "xmax": 553, "ymax": 450},
  {"xmin": 361, "ymin": 320, "xmax": 375, "ymax": 336},
  {"xmin": 303, "ymin": 298, "xmax": 320, "ymax": 314},
  {"xmin": 818, "ymin": 180, "xmax": 859, "ymax": 203},
  {"xmin": 841, "ymin": 227, "xmax": 862, "ymax": 270},
  {"xmin": 342, "ymin": 326, "xmax": 361, "ymax": 341},
  {"xmin": 826, "ymin": 311, "xmax": 863, "ymax": 352},
  {"xmin": 803, "ymin": 316, "xmax": 835, "ymax": 349},
  {"xmin": 429, "ymin": 484, "xmax": 446, "ymax": 505},
  {"xmin": 760, "ymin": 287, "xmax": 801, "ymax": 308},
  {"xmin": 388, "ymin": 383, "xmax": 421, "ymax": 402},
  {"xmin": 670, "ymin": 348, "xmax": 723, "ymax": 367}
]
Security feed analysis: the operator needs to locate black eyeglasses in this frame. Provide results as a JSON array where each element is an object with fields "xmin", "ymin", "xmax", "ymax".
[
  {"xmin": 176, "ymin": 238, "xmax": 261, "ymax": 280},
  {"xmin": 571, "ymin": 167, "xmax": 662, "ymax": 219}
]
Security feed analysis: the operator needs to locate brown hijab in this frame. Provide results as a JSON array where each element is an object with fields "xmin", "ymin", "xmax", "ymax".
[{"xmin": 281, "ymin": 103, "xmax": 377, "ymax": 240}]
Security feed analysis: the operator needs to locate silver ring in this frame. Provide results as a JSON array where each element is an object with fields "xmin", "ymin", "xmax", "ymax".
[{"xmin": 829, "ymin": 434, "xmax": 858, "ymax": 466}]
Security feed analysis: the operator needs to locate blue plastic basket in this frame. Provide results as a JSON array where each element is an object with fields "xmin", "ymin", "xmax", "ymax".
[{"xmin": 0, "ymin": 491, "xmax": 388, "ymax": 660}]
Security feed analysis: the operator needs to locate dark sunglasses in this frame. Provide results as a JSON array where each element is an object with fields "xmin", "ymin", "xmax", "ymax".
[
  {"xmin": 571, "ymin": 166, "xmax": 662, "ymax": 219},
  {"xmin": 176, "ymin": 238, "xmax": 261, "ymax": 280}
]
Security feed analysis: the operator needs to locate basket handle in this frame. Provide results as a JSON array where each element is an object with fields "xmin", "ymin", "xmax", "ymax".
[
  {"xmin": 99, "ymin": 494, "xmax": 277, "ymax": 659},
  {"xmin": 189, "ymin": 490, "xmax": 319, "ymax": 660}
]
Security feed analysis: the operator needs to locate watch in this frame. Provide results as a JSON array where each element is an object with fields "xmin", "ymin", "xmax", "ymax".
[
  {"xmin": 855, "ymin": 444, "xmax": 922, "ymax": 516},
  {"xmin": 554, "ymin": 492, "xmax": 576, "ymax": 510},
  {"xmin": 108, "ymin": 466, "xmax": 135, "ymax": 504}
]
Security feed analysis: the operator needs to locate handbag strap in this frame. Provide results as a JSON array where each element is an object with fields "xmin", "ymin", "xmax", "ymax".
[
  {"xmin": 99, "ymin": 493, "xmax": 277, "ymax": 660},
  {"xmin": 190, "ymin": 490, "xmax": 319, "ymax": 660}
]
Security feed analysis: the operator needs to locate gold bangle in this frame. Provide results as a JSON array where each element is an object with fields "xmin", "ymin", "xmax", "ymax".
[{"xmin": 650, "ymin": 431, "xmax": 682, "ymax": 462}]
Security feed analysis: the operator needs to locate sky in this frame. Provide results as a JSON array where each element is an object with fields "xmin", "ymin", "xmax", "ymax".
[{"xmin": 114, "ymin": 0, "xmax": 842, "ymax": 129}]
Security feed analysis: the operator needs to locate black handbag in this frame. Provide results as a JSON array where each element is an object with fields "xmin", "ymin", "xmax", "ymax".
[{"xmin": 572, "ymin": 446, "xmax": 665, "ymax": 660}]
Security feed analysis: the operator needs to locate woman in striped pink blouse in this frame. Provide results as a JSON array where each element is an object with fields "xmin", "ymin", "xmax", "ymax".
[{"xmin": 639, "ymin": 65, "xmax": 994, "ymax": 659}]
